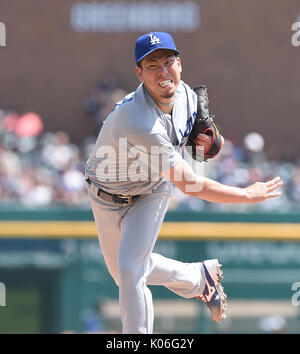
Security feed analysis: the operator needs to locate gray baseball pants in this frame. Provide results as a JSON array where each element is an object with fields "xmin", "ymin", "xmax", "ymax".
[{"xmin": 87, "ymin": 181, "xmax": 206, "ymax": 334}]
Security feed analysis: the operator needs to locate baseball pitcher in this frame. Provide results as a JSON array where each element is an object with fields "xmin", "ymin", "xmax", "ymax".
[{"xmin": 85, "ymin": 32, "xmax": 283, "ymax": 334}]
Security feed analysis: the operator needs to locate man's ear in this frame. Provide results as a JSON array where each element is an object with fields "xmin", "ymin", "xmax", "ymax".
[
  {"xmin": 135, "ymin": 66, "xmax": 144, "ymax": 82},
  {"xmin": 177, "ymin": 57, "xmax": 182, "ymax": 73}
]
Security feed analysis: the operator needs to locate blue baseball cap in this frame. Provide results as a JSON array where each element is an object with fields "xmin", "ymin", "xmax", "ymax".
[{"xmin": 134, "ymin": 32, "xmax": 180, "ymax": 64}]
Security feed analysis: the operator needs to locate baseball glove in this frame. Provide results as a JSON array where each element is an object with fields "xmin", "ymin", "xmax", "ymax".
[{"xmin": 187, "ymin": 85, "xmax": 223, "ymax": 161}]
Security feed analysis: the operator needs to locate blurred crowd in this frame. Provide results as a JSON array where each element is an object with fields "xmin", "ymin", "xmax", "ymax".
[
  {"xmin": 169, "ymin": 137, "xmax": 300, "ymax": 213},
  {"xmin": 1, "ymin": 85, "xmax": 300, "ymax": 212},
  {"xmin": 0, "ymin": 108, "xmax": 90, "ymax": 209}
]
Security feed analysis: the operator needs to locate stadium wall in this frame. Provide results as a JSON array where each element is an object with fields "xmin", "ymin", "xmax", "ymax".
[{"xmin": 0, "ymin": 208, "xmax": 299, "ymax": 333}]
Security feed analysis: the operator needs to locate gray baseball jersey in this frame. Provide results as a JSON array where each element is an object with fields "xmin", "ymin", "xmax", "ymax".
[{"xmin": 85, "ymin": 80, "xmax": 197, "ymax": 195}]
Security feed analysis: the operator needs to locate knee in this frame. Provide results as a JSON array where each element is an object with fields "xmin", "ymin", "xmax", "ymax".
[{"xmin": 118, "ymin": 261, "xmax": 141, "ymax": 286}]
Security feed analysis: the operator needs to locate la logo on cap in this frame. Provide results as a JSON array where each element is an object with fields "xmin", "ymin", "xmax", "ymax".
[{"xmin": 149, "ymin": 33, "xmax": 161, "ymax": 45}]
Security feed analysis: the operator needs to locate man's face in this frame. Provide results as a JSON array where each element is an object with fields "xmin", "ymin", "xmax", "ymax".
[{"xmin": 135, "ymin": 49, "xmax": 182, "ymax": 102}]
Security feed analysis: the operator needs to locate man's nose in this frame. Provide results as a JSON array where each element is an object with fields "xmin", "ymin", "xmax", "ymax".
[{"xmin": 157, "ymin": 65, "xmax": 169, "ymax": 75}]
